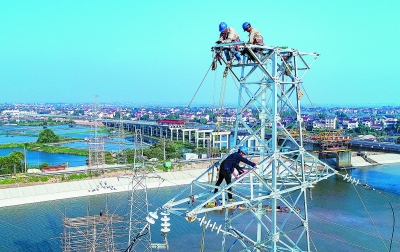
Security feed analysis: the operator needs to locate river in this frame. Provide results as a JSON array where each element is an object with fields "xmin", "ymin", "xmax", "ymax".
[
  {"xmin": 0, "ymin": 125, "xmax": 139, "ymax": 167},
  {"xmin": 0, "ymin": 163, "xmax": 399, "ymax": 251},
  {"xmin": 0, "ymin": 125, "xmax": 399, "ymax": 251}
]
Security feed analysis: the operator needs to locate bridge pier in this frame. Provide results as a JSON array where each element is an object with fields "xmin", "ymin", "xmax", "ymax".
[{"xmin": 337, "ymin": 151, "xmax": 352, "ymax": 168}]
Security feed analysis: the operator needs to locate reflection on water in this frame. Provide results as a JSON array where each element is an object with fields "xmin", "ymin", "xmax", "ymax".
[
  {"xmin": 0, "ymin": 164, "xmax": 400, "ymax": 251},
  {"xmin": 0, "ymin": 125, "xmax": 147, "ymax": 167},
  {"xmin": 0, "ymin": 148, "xmax": 87, "ymax": 167}
]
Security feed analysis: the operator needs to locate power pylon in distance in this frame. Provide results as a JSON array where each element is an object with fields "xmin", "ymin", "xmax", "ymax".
[
  {"xmin": 125, "ymin": 128, "xmax": 170, "ymax": 251},
  {"xmin": 116, "ymin": 110, "xmax": 127, "ymax": 165},
  {"xmin": 88, "ymin": 95, "xmax": 105, "ymax": 172},
  {"xmin": 162, "ymin": 43, "xmax": 338, "ymax": 251}
]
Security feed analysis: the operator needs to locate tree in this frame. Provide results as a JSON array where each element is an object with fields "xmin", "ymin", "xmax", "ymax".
[
  {"xmin": 335, "ymin": 111, "xmax": 348, "ymax": 118},
  {"xmin": 114, "ymin": 111, "xmax": 121, "ymax": 119},
  {"xmin": 397, "ymin": 137, "xmax": 400, "ymax": 144},
  {"xmin": 140, "ymin": 114, "xmax": 149, "ymax": 120},
  {"xmin": 0, "ymin": 151, "xmax": 24, "ymax": 174},
  {"xmin": 37, "ymin": 129, "xmax": 61, "ymax": 143},
  {"xmin": 199, "ymin": 118, "xmax": 207, "ymax": 125},
  {"xmin": 166, "ymin": 113, "xmax": 179, "ymax": 120}
]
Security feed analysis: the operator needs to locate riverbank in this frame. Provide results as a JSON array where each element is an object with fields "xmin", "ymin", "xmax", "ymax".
[
  {"xmin": 351, "ymin": 153, "xmax": 400, "ymax": 167},
  {"xmin": 0, "ymin": 162, "xmax": 212, "ymax": 208},
  {"xmin": 1, "ymin": 153, "xmax": 400, "ymax": 208}
]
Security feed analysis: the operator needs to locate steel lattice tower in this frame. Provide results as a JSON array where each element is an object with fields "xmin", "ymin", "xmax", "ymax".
[
  {"xmin": 162, "ymin": 43, "xmax": 338, "ymax": 251},
  {"xmin": 116, "ymin": 110, "xmax": 127, "ymax": 165},
  {"xmin": 127, "ymin": 128, "xmax": 152, "ymax": 252},
  {"xmin": 88, "ymin": 95, "xmax": 105, "ymax": 171}
]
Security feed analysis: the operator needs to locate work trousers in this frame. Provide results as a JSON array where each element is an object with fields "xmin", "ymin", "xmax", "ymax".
[{"xmin": 214, "ymin": 168, "xmax": 233, "ymax": 199}]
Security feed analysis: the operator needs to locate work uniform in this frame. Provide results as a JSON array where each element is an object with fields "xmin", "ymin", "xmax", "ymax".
[
  {"xmin": 218, "ymin": 27, "xmax": 240, "ymax": 44},
  {"xmin": 248, "ymin": 28, "xmax": 264, "ymax": 45},
  {"xmin": 218, "ymin": 27, "xmax": 242, "ymax": 62},
  {"xmin": 214, "ymin": 152, "xmax": 256, "ymax": 199}
]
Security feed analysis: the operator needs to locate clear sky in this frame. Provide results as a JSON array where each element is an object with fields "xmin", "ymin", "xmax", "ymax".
[{"xmin": 1, "ymin": 1, "xmax": 399, "ymax": 107}]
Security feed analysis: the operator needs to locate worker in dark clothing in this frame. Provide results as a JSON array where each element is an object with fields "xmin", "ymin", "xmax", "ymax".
[{"xmin": 213, "ymin": 146, "xmax": 257, "ymax": 202}]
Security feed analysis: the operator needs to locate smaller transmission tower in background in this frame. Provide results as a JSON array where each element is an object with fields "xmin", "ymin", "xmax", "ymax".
[
  {"xmin": 127, "ymin": 128, "xmax": 152, "ymax": 252},
  {"xmin": 88, "ymin": 95, "xmax": 105, "ymax": 171},
  {"xmin": 116, "ymin": 109, "xmax": 127, "ymax": 165},
  {"xmin": 123, "ymin": 128, "xmax": 169, "ymax": 251}
]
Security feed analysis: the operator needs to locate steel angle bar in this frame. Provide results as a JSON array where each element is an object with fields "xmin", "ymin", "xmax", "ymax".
[
  {"xmin": 238, "ymin": 87, "xmax": 263, "ymax": 113},
  {"xmin": 280, "ymin": 132, "xmax": 302, "ymax": 150},
  {"xmin": 226, "ymin": 66, "xmax": 242, "ymax": 82},
  {"xmin": 295, "ymin": 53, "xmax": 319, "ymax": 80},
  {"xmin": 277, "ymin": 87, "xmax": 297, "ymax": 108},
  {"xmin": 277, "ymin": 85, "xmax": 298, "ymax": 108},
  {"xmin": 278, "ymin": 83, "xmax": 297, "ymax": 99},
  {"xmin": 242, "ymin": 60, "xmax": 271, "ymax": 81},
  {"xmin": 246, "ymin": 49, "xmax": 274, "ymax": 80},
  {"xmin": 163, "ymin": 164, "xmax": 217, "ymax": 206},
  {"xmin": 228, "ymin": 227, "xmax": 260, "ymax": 247},
  {"xmin": 240, "ymin": 80, "xmax": 271, "ymax": 85},
  {"xmin": 192, "ymin": 180, "xmax": 216, "ymax": 191},
  {"xmin": 212, "ymin": 41, "xmax": 245, "ymax": 49},
  {"xmin": 242, "ymin": 56, "xmax": 272, "ymax": 81}
]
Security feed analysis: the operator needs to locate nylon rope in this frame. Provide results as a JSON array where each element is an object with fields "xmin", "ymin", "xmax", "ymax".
[
  {"xmin": 344, "ymin": 169, "xmax": 390, "ymax": 251},
  {"xmin": 187, "ymin": 62, "xmax": 213, "ymax": 108}
]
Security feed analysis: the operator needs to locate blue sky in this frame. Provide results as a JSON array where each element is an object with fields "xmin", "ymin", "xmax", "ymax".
[{"xmin": 1, "ymin": 1, "xmax": 399, "ymax": 106}]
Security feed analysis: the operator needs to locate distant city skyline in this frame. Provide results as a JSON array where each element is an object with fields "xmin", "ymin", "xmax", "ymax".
[{"xmin": 1, "ymin": 1, "xmax": 399, "ymax": 106}]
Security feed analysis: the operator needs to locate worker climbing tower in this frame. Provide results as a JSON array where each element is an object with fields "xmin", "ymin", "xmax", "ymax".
[{"xmin": 162, "ymin": 42, "xmax": 338, "ymax": 251}]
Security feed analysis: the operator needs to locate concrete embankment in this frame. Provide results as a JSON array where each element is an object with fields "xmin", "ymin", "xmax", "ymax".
[
  {"xmin": 0, "ymin": 169, "xmax": 207, "ymax": 208},
  {"xmin": 351, "ymin": 153, "xmax": 400, "ymax": 167},
  {"xmin": 2, "ymin": 153, "xmax": 399, "ymax": 208}
]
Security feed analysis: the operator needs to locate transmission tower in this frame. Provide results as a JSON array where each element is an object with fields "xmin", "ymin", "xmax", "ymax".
[
  {"xmin": 162, "ymin": 43, "xmax": 338, "ymax": 251},
  {"xmin": 122, "ymin": 128, "xmax": 169, "ymax": 251},
  {"xmin": 116, "ymin": 110, "xmax": 127, "ymax": 165},
  {"xmin": 127, "ymin": 128, "xmax": 152, "ymax": 252},
  {"xmin": 88, "ymin": 95, "xmax": 105, "ymax": 171}
]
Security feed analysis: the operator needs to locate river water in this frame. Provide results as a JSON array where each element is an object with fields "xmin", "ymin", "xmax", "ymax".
[
  {"xmin": 0, "ymin": 163, "xmax": 399, "ymax": 251},
  {"xmin": 1, "ymin": 125, "xmax": 400, "ymax": 251},
  {"xmin": 0, "ymin": 125, "xmax": 139, "ymax": 167}
]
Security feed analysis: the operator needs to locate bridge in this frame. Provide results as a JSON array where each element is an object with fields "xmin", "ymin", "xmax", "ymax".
[
  {"xmin": 77, "ymin": 119, "xmax": 400, "ymax": 169},
  {"xmin": 350, "ymin": 139, "xmax": 400, "ymax": 153}
]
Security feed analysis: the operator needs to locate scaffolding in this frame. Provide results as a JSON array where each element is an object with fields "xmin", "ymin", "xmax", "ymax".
[
  {"xmin": 162, "ymin": 43, "xmax": 338, "ymax": 251},
  {"xmin": 61, "ymin": 202, "xmax": 128, "ymax": 251}
]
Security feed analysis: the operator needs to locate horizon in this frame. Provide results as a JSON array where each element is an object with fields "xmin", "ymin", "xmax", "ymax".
[
  {"xmin": 1, "ymin": 1, "xmax": 399, "ymax": 105},
  {"xmin": 1, "ymin": 101, "xmax": 400, "ymax": 110}
]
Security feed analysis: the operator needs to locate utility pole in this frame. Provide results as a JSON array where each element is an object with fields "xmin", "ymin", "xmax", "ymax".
[
  {"xmin": 163, "ymin": 136, "xmax": 166, "ymax": 161},
  {"xmin": 24, "ymin": 144, "xmax": 27, "ymax": 173}
]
